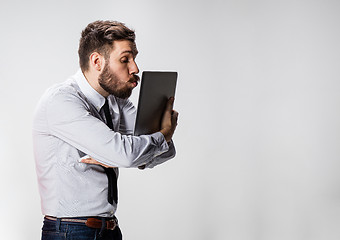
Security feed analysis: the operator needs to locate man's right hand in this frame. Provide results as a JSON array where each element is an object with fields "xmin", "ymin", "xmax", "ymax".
[{"xmin": 160, "ymin": 97, "xmax": 179, "ymax": 143}]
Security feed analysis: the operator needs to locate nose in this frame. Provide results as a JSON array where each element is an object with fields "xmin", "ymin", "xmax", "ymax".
[{"xmin": 129, "ymin": 60, "xmax": 139, "ymax": 75}]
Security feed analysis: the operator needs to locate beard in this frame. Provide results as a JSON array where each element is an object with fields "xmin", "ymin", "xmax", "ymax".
[{"xmin": 98, "ymin": 62, "xmax": 139, "ymax": 99}]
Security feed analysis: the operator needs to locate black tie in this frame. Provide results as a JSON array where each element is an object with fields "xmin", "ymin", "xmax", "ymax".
[{"xmin": 102, "ymin": 98, "xmax": 118, "ymax": 204}]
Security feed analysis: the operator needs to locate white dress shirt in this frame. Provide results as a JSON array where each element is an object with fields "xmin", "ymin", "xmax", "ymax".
[{"xmin": 33, "ymin": 70, "xmax": 176, "ymax": 218}]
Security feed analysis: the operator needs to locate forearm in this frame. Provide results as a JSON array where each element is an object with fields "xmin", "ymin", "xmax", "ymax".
[
  {"xmin": 51, "ymin": 124, "xmax": 169, "ymax": 168},
  {"xmin": 142, "ymin": 140, "xmax": 176, "ymax": 169},
  {"xmin": 47, "ymin": 91, "xmax": 169, "ymax": 168}
]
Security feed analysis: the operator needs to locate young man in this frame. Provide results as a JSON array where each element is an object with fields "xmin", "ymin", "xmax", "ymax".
[{"xmin": 33, "ymin": 20, "xmax": 178, "ymax": 240}]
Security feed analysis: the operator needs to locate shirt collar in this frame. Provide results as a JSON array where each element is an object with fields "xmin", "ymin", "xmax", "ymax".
[{"xmin": 74, "ymin": 69, "xmax": 106, "ymax": 111}]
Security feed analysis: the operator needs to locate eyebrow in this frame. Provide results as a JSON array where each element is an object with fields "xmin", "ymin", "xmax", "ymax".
[{"xmin": 120, "ymin": 50, "xmax": 139, "ymax": 56}]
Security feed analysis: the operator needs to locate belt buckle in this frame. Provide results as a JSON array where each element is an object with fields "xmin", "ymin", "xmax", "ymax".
[{"xmin": 107, "ymin": 219, "xmax": 116, "ymax": 230}]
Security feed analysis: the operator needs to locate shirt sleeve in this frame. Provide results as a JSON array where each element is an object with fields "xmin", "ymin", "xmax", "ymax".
[
  {"xmin": 46, "ymin": 89, "xmax": 170, "ymax": 168},
  {"xmin": 143, "ymin": 140, "xmax": 176, "ymax": 169},
  {"xmin": 117, "ymin": 97, "xmax": 177, "ymax": 169}
]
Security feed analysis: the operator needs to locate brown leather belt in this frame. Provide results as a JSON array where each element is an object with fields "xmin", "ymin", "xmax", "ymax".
[{"xmin": 45, "ymin": 215, "xmax": 118, "ymax": 230}]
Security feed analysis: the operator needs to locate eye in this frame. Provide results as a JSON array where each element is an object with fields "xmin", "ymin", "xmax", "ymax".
[{"xmin": 120, "ymin": 57, "xmax": 129, "ymax": 63}]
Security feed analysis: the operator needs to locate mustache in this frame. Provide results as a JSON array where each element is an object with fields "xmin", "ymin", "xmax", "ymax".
[{"xmin": 129, "ymin": 75, "xmax": 140, "ymax": 83}]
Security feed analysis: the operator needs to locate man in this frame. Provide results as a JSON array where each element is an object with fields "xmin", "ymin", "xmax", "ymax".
[{"xmin": 33, "ymin": 20, "xmax": 178, "ymax": 240}]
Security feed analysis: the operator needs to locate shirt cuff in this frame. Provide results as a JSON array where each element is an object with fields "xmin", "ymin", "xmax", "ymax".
[{"xmin": 150, "ymin": 131, "xmax": 169, "ymax": 157}]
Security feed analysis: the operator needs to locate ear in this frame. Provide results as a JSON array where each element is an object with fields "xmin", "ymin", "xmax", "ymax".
[{"xmin": 89, "ymin": 52, "xmax": 105, "ymax": 72}]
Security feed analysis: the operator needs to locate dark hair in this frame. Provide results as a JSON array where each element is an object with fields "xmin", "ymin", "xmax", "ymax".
[{"xmin": 78, "ymin": 20, "xmax": 136, "ymax": 72}]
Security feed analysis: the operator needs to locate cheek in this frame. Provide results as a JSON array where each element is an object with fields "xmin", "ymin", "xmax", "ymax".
[
  {"xmin": 115, "ymin": 66, "xmax": 130, "ymax": 80},
  {"xmin": 111, "ymin": 62, "xmax": 126, "ymax": 72}
]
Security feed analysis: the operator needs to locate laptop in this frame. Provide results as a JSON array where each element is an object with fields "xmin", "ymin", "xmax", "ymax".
[{"xmin": 134, "ymin": 71, "xmax": 178, "ymax": 136}]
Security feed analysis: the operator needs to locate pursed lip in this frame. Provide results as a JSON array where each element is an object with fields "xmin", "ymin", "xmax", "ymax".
[
  {"xmin": 129, "ymin": 75, "xmax": 140, "ymax": 87},
  {"xmin": 131, "ymin": 81, "xmax": 138, "ymax": 87}
]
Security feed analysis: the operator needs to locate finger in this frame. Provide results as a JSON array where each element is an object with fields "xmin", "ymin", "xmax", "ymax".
[
  {"xmin": 81, "ymin": 158, "xmax": 114, "ymax": 168},
  {"xmin": 81, "ymin": 157, "xmax": 97, "ymax": 163},
  {"xmin": 172, "ymin": 111, "xmax": 179, "ymax": 122},
  {"xmin": 81, "ymin": 158, "xmax": 96, "ymax": 164},
  {"xmin": 172, "ymin": 110, "xmax": 179, "ymax": 118},
  {"xmin": 165, "ymin": 97, "xmax": 175, "ymax": 112},
  {"xmin": 102, "ymin": 163, "xmax": 112, "ymax": 168},
  {"xmin": 80, "ymin": 158, "xmax": 91, "ymax": 163}
]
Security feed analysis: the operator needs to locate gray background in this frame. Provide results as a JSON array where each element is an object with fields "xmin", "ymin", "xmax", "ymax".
[{"xmin": 1, "ymin": 0, "xmax": 340, "ymax": 239}]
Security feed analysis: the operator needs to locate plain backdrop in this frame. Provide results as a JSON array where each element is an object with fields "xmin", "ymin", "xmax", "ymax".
[{"xmin": 1, "ymin": 0, "xmax": 340, "ymax": 239}]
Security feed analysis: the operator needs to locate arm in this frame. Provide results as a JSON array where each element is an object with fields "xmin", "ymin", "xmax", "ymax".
[
  {"xmin": 46, "ymin": 90, "xmax": 169, "ymax": 168},
  {"xmin": 81, "ymin": 140, "xmax": 176, "ymax": 169},
  {"xmin": 118, "ymin": 96, "xmax": 178, "ymax": 169},
  {"xmin": 138, "ymin": 97, "xmax": 179, "ymax": 169},
  {"xmin": 141, "ymin": 140, "xmax": 176, "ymax": 169},
  {"xmin": 82, "ymin": 97, "xmax": 179, "ymax": 169}
]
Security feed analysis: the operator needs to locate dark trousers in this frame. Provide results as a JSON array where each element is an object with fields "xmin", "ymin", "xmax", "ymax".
[{"xmin": 41, "ymin": 217, "xmax": 123, "ymax": 240}]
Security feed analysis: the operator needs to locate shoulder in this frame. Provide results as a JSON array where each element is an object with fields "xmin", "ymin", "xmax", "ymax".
[
  {"xmin": 33, "ymin": 78, "xmax": 84, "ymax": 128},
  {"xmin": 41, "ymin": 78, "xmax": 85, "ymax": 104},
  {"xmin": 35, "ymin": 78, "xmax": 90, "ymax": 119}
]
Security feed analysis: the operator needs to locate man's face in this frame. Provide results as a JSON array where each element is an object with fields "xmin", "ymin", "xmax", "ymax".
[{"xmin": 98, "ymin": 40, "xmax": 139, "ymax": 99}]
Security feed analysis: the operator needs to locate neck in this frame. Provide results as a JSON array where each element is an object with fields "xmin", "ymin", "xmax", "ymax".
[{"xmin": 83, "ymin": 70, "xmax": 109, "ymax": 98}]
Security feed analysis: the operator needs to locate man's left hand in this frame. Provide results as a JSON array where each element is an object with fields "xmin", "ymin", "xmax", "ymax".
[{"xmin": 80, "ymin": 157, "xmax": 116, "ymax": 168}]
